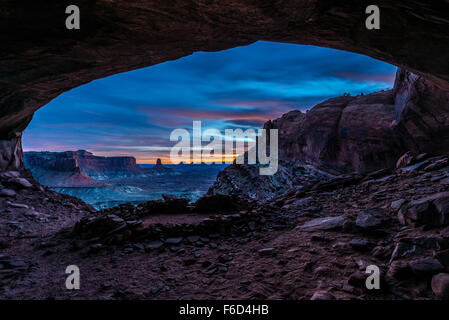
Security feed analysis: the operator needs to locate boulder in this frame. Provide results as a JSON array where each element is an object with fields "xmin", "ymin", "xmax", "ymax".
[
  {"xmin": 23, "ymin": 209, "xmax": 41, "ymax": 218},
  {"xmin": 347, "ymin": 271, "xmax": 367, "ymax": 288},
  {"xmin": 431, "ymin": 273, "xmax": 449, "ymax": 299},
  {"xmin": 165, "ymin": 237, "xmax": 183, "ymax": 245},
  {"xmin": 7, "ymin": 202, "xmax": 28, "ymax": 209},
  {"xmin": 424, "ymin": 158, "xmax": 449, "ymax": 171},
  {"xmin": 391, "ymin": 199, "xmax": 406, "ymax": 210},
  {"xmin": 299, "ymin": 216, "xmax": 346, "ymax": 231},
  {"xmin": 408, "ymin": 258, "xmax": 445, "ymax": 276},
  {"xmin": 356, "ymin": 208, "xmax": 384, "ymax": 230},
  {"xmin": 137, "ymin": 197, "xmax": 190, "ymax": 215},
  {"xmin": 390, "ymin": 237, "xmax": 442, "ymax": 261},
  {"xmin": 0, "ymin": 171, "xmax": 21, "ymax": 179},
  {"xmin": 396, "ymin": 152, "xmax": 414, "ymax": 169},
  {"xmin": 310, "ymin": 291, "xmax": 336, "ymax": 300},
  {"xmin": 145, "ymin": 241, "xmax": 164, "ymax": 250},
  {"xmin": 388, "ymin": 261, "xmax": 412, "ymax": 280},
  {"xmin": 258, "ymin": 248, "xmax": 276, "ymax": 257},
  {"xmin": 193, "ymin": 194, "xmax": 252, "ymax": 214},
  {"xmin": 207, "ymin": 158, "xmax": 330, "ymax": 201},
  {"xmin": 10, "ymin": 177, "xmax": 33, "ymax": 189},
  {"xmin": 0, "ymin": 188, "xmax": 16, "ymax": 197},
  {"xmin": 398, "ymin": 192, "xmax": 449, "ymax": 228}
]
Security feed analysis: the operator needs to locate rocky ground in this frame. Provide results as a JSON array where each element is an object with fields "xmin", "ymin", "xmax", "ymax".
[{"xmin": 1, "ymin": 153, "xmax": 449, "ymax": 300}]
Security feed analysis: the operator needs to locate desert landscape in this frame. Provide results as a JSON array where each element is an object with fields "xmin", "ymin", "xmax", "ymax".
[{"xmin": 1, "ymin": 0, "xmax": 449, "ymax": 303}]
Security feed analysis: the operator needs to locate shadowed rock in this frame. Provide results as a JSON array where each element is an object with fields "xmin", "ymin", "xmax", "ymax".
[{"xmin": 2, "ymin": 1, "xmax": 449, "ymax": 171}]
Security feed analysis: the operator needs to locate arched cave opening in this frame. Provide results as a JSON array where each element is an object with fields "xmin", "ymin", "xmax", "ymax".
[
  {"xmin": 2, "ymin": 0, "xmax": 449, "ymax": 300},
  {"xmin": 19, "ymin": 41, "xmax": 397, "ymax": 209}
]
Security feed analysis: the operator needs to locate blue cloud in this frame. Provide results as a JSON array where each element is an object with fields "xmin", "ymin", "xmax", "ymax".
[{"xmin": 23, "ymin": 41, "xmax": 397, "ymax": 163}]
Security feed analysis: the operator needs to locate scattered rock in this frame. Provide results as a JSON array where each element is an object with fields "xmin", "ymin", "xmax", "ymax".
[
  {"xmin": 310, "ymin": 291, "xmax": 336, "ymax": 300},
  {"xmin": 350, "ymin": 239, "xmax": 375, "ymax": 252},
  {"xmin": 435, "ymin": 249, "xmax": 449, "ymax": 269},
  {"xmin": 431, "ymin": 273, "xmax": 449, "ymax": 299},
  {"xmin": 23, "ymin": 209, "xmax": 41, "ymax": 218},
  {"xmin": 0, "ymin": 171, "xmax": 21, "ymax": 179},
  {"xmin": 409, "ymin": 258, "xmax": 444, "ymax": 276},
  {"xmin": 10, "ymin": 177, "xmax": 33, "ymax": 189},
  {"xmin": 298, "ymin": 216, "xmax": 346, "ymax": 231},
  {"xmin": 387, "ymin": 261, "xmax": 412, "ymax": 280},
  {"xmin": 248, "ymin": 221, "xmax": 256, "ymax": 231},
  {"xmin": 145, "ymin": 241, "xmax": 164, "ymax": 250},
  {"xmin": 7, "ymin": 202, "xmax": 28, "ymax": 209},
  {"xmin": 186, "ymin": 235, "xmax": 200, "ymax": 243},
  {"xmin": 372, "ymin": 246, "xmax": 392, "ymax": 260},
  {"xmin": 391, "ymin": 199, "xmax": 406, "ymax": 210},
  {"xmin": 398, "ymin": 192, "xmax": 449, "ymax": 228},
  {"xmin": 100, "ymin": 282, "xmax": 113, "ymax": 290},
  {"xmin": 258, "ymin": 248, "xmax": 276, "ymax": 257},
  {"xmin": 165, "ymin": 237, "xmax": 183, "ymax": 245},
  {"xmin": 390, "ymin": 237, "xmax": 442, "ymax": 261},
  {"xmin": 88, "ymin": 243, "xmax": 103, "ymax": 253},
  {"xmin": 193, "ymin": 194, "xmax": 252, "ymax": 214},
  {"xmin": 138, "ymin": 196, "xmax": 190, "ymax": 215},
  {"xmin": 356, "ymin": 208, "xmax": 384, "ymax": 230},
  {"xmin": 347, "ymin": 271, "xmax": 367, "ymax": 288},
  {"xmin": 424, "ymin": 158, "xmax": 449, "ymax": 172},
  {"xmin": 218, "ymin": 254, "xmax": 233, "ymax": 263},
  {"xmin": 342, "ymin": 220, "xmax": 358, "ymax": 233},
  {"xmin": 396, "ymin": 152, "xmax": 414, "ymax": 169},
  {"xmin": 0, "ymin": 258, "xmax": 26, "ymax": 269},
  {"xmin": 183, "ymin": 258, "xmax": 197, "ymax": 266},
  {"xmin": 0, "ymin": 188, "xmax": 16, "ymax": 197}
]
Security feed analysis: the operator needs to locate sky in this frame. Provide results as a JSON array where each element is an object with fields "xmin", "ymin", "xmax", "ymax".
[{"xmin": 22, "ymin": 41, "xmax": 397, "ymax": 164}]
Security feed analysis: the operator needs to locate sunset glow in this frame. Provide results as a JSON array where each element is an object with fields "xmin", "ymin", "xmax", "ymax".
[{"xmin": 23, "ymin": 41, "xmax": 397, "ymax": 163}]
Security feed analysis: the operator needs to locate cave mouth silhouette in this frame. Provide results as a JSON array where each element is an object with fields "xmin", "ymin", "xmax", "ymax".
[
  {"xmin": 19, "ymin": 41, "xmax": 397, "ymax": 209},
  {"xmin": 22, "ymin": 41, "xmax": 397, "ymax": 165},
  {"xmin": 2, "ymin": 1, "xmax": 449, "ymax": 174}
]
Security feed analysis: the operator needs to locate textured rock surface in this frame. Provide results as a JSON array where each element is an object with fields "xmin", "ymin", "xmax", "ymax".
[
  {"xmin": 208, "ymin": 159, "xmax": 332, "ymax": 201},
  {"xmin": 392, "ymin": 69, "xmax": 449, "ymax": 154},
  {"xmin": 210, "ymin": 69, "xmax": 449, "ymax": 199},
  {"xmin": 398, "ymin": 192, "xmax": 449, "ymax": 228},
  {"xmin": 275, "ymin": 70, "xmax": 449, "ymax": 173},
  {"xmin": 4, "ymin": 147, "xmax": 449, "ymax": 299},
  {"xmin": 2, "ymin": 1, "xmax": 449, "ymax": 170},
  {"xmin": 432, "ymin": 273, "xmax": 449, "ymax": 299},
  {"xmin": 0, "ymin": 135, "xmax": 23, "ymax": 171},
  {"xmin": 212, "ymin": 69, "xmax": 449, "ymax": 202},
  {"xmin": 270, "ymin": 90, "xmax": 400, "ymax": 173}
]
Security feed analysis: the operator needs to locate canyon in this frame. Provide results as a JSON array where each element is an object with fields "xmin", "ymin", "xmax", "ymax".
[
  {"xmin": 209, "ymin": 69, "xmax": 449, "ymax": 200},
  {"xmin": 2, "ymin": 1, "xmax": 449, "ymax": 172},
  {"xmin": 1, "ymin": 67, "xmax": 449, "ymax": 299},
  {"xmin": 24, "ymin": 150, "xmax": 148, "ymax": 186},
  {"xmin": 2, "ymin": 0, "xmax": 449, "ymax": 301},
  {"xmin": 23, "ymin": 150, "xmax": 225, "ymax": 209}
]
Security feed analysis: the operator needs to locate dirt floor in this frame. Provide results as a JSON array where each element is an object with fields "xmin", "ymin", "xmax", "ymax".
[{"xmin": 1, "ymin": 159, "xmax": 449, "ymax": 300}]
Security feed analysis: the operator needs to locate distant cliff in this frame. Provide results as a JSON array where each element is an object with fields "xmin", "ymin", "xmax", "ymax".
[
  {"xmin": 74, "ymin": 150, "xmax": 147, "ymax": 180},
  {"xmin": 24, "ymin": 150, "xmax": 147, "ymax": 187},
  {"xmin": 209, "ymin": 69, "xmax": 449, "ymax": 200}
]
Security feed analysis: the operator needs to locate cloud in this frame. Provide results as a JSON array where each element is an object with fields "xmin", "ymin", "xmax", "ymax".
[{"xmin": 23, "ymin": 41, "xmax": 397, "ymax": 163}]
